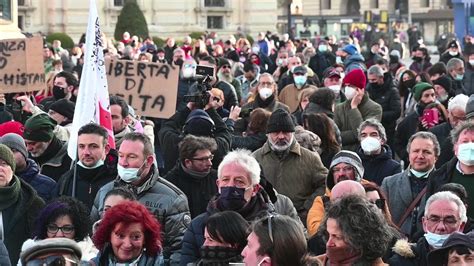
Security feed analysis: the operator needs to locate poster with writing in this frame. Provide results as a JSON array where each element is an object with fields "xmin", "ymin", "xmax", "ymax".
[
  {"xmin": 106, "ymin": 58, "xmax": 179, "ymax": 119},
  {"xmin": 0, "ymin": 36, "xmax": 46, "ymax": 93}
]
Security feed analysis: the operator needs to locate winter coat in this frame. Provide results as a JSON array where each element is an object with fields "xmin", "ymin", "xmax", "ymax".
[
  {"xmin": 231, "ymin": 132, "xmax": 267, "ymax": 152},
  {"xmin": 409, "ymin": 59, "xmax": 432, "ymax": 74},
  {"xmin": 449, "ymin": 75, "xmax": 467, "ymax": 95},
  {"xmin": 463, "ymin": 64, "xmax": 474, "ymax": 96},
  {"xmin": 429, "ymin": 122, "xmax": 454, "ymax": 168},
  {"xmin": 158, "ymin": 107, "xmax": 231, "ymax": 175},
  {"xmin": 357, "ymin": 145, "xmax": 402, "ymax": 186},
  {"xmin": 394, "ymin": 109, "xmax": 421, "ymax": 163},
  {"xmin": 164, "ymin": 164, "xmax": 218, "ymax": 218},
  {"xmin": 440, "ymin": 52, "xmax": 462, "ymax": 65},
  {"xmin": 279, "ymin": 83, "xmax": 318, "ymax": 113},
  {"xmin": 56, "ymin": 159, "xmax": 117, "ymax": 211},
  {"xmin": 316, "ymin": 254, "xmax": 387, "ymax": 266},
  {"xmin": 214, "ymin": 80, "xmax": 238, "ymax": 111},
  {"xmin": 309, "ymin": 52, "xmax": 336, "ymax": 81},
  {"xmin": 366, "ymin": 73, "xmax": 401, "ymax": 141},
  {"xmin": 16, "ymin": 158, "xmax": 56, "ymax": 202},
  {"xmin": 180, "ymin": 190, "xmax": 275, "ymax": 265},
  {"xmin": 2, "ymin": 176, "xmax": 45, "ymax": 264},
  {"xmin": 0, "ymin": 241, "xmax": 10, "ymax": 266},
  {"xmin": 381, "ymin": 170, "xmax": 425, "ymax": 239},
  {"xmin": 388, "ymin": 238, "xmax": 430, "ymax": 266},
  {"xmin": 90, "ymin": 167, "xmax": 191, "ymax": 265},
  {"xmin": 343, "ymin": 53, "xmax": 367, "ymax": 74},
  {"xmin": 334, "ymin": 93, "xmax": 383, "ymax": 151},
  {"xmin": 426, "ymin": 157, "xmax": 457, "ymax": 198},
  {"xmin": 177, "ymin": 78, "xmax": 196, "ymax": 111},
  {"xmin": 252, "ymin": 140, "xmax": 328, "ymax": 216},
  {"xmin": 92, "ymin": 245, "xmax": 164, "ymax": 266},
  {"xmin": 32, "ymin": 136, "xmax": 72, "ymax": 182}
]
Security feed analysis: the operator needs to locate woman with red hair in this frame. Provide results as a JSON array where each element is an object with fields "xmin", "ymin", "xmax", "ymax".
[{"xmin": 92, "ymin": 201, "xmax": 163, "ymax": 265}]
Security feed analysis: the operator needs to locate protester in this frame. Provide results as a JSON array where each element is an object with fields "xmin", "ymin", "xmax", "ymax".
[
  {"xmin": 20, "ymin": 238, "xmax": 83, "ymax": 266},
  {"xmin": 427, "ymin": 231, "xmax": 474, "ymax": 266},
  {"xmin": 92, "ymin": 200, "xmax": 164, "ymax": 265}
]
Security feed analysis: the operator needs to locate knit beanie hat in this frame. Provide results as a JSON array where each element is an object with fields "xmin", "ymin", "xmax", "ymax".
[
  {"xmin": 49, "ymin": 99, "xmax": 75, "ymax": 121},
  {"xmin": 0, "ymin": 133, "xmax": 28, "ymax": 160},
  {"xmin": 23, "ymin": 113, "xmax": 57, "ymax": 142},
  {"xmin": 342, "ymin": 44, "xmax": 358, "ymax": 55},
  {"xmin": 413, "ymin": 82, "xmax": 434, "ymax": 102},
  {"xmin": 266, "ymin": 108, "xmax": 295, "ymax": 133},
  {"xmin": 20, "ymin": 238, "xmax": 82, "ymax": 264},
  {"xmin": 433, "ymin": 75, "xmax": 452, "ymax": 92},
  {"xmin": 184, "ymin": 109, "xmax": 215, "ymax": 136},
  {"xmin": 0, "ymin": 144, "xmax": 16, "ymax": 172},
  {"xmin": 218, "ymin": 58, "xmax": 231, "ymax": 70},
  {"xmin": 0, "ymin": 121, "xmax": 24, "ymax": 137},
  {"xmin": 327, "ymin": 150, "xmax": 364, "ymax": 190},
  {"xmin": 343, "ymin": 68, "xmax": 366, "ymax": 89},
  {"xmin": 466, "ymin": 94, "xmax": 474, "ymax": 119}
]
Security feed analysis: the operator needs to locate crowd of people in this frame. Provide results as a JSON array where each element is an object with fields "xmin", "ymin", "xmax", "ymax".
[{"xmin": 1, "ymin": 26, "xmax": 474, "ymax": 265}]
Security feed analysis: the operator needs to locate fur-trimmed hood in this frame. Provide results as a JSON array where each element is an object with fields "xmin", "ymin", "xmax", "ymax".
[{"xmin": 392, "ymin": 239, "xmax": 416, "ymax": 258}]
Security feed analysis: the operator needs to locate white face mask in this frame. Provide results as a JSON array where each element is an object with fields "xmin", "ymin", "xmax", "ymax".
[
  {"xmin": 182, "ymin": 67, "xmax": 195, "ymax": 79},
  {"xmin": 457, "ymin": 142, "xmax": 474, "ymax": 166},
  {"xmin": 78, "ymin": 159, "xmax": 104, "ymax": 170},
  {"xmin": 328, "ymin": 85, "xmax": 341, "ymax": 94},
  {"xmin": 361, "ymin": 137, "xmax": 381, "ymax": 154},
  {"xmin": 259, "ymin": 87, "xmax": 273, "ymax": 100},
  {"xmin": 344, "ymin": 86, "xmax": 357, "ymax": 100},
  {"xmin": 336, "ymin": 56, "xmax": 343, "ymax": 64},
  {"xmin": 118, "ymin": 161, "xmax": 146, "ymax": 183},
  {"xmin": 449, "ymin": 51, "xmax": 458, "ymax": 56},
  {"xmin": 277, "ymin": 58, "xmax": 288, "ymax": 67},
  {"xmin": 469, "ymin": 60, "xmax": 474, "ymax": 66}
]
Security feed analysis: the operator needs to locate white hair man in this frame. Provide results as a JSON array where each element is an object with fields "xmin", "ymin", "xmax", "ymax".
[
  {"xmin": 430, "ymin": 94, "xmax": 469, "ymax": 167},
  {"xmin": 390, "ymin": 191, "xmax": 467, "ymax": 264}
]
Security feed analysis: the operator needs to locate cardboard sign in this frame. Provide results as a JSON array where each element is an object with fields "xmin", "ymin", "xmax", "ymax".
[
  {"xmin": 0, "ymin": 36, "xmax": 46, "ymax": 93},
  {"xmin": 106, "ymin": 58, "xmax": 179, "ymax": 119}
]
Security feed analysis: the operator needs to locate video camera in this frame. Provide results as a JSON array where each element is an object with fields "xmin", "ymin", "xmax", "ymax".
[{"xmin": 183, "ymin": 65, "xmax": 214, "ymax": 109}]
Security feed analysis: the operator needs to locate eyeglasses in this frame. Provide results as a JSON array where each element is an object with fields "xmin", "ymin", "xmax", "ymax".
[
  {"xmin": 47, "ymin": 224, "xmax": 75, "ymax": 234},
  {"xmin": 332, "ymin": 166, "xmax": 353, "ymax": 174},
  {"xmin": 26, "ymin": 255, "xmax": 78, "ymax": 266},
  {"xmin": 190, "ymin": 154, "xmax": 214, "ymax": 162},
  {"xmin": 221, "ymin": 65, "xmax": 231, "ymax": 69},
  {"xmin": 426, "ymin": 216, "xmax": 459, "ymax": 226}
]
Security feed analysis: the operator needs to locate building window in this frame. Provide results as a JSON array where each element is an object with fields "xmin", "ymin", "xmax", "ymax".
[
  {"xmin": 370, "ymin": 0, "xmax": 379, "ymax": 8},
  {"xmin": 18, "ymin": 0, "xmax": 26, "ymax": 6},
  {"xmin": 18, "ymin": 15, "xmax": 24, "ymax": 30},
  {"xmin": 322, "ymin": 0, "xmax": 331, "ymax": 10},
  {"xmin": 420, "ymin": 0, "xmax": 429, "ymax": 7},
  {"xmin": 114, "ymin": 0, "xmax": 124, "ymax": 6},
  {"xmin": 205, "ymin": 0, "xmax": 225, "ymax": 7},
  {"xmin": 207, "ymin": 16, "xmax": 223, "ymax": 29}
]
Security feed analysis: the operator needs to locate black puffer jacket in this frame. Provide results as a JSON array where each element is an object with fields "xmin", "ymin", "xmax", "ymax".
[
  {"xmin": 215, "ymin": 80, "xmax": 238, "ymax": 110},
  {"xmin": 388, "ymin": 237, "xmax": 430, "ymax": 266},
  {"xmin": 429, "ymin": 122, "xmax": 453, "ymax": 168},
  {"xmin": 357, "ymin": 145, "xmax": 402, "ymax": 185}
]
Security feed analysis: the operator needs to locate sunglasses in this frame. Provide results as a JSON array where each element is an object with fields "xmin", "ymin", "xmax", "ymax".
[{"xmin": 373, "ymin": 199, "xmax": 386, "ymax": 210}]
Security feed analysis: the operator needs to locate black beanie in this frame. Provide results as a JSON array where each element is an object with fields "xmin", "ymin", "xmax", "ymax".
[
  {"xmin": 23, "ymin": 114, "xmax": 57, "ymax": 142},
  {"xmin": 266, "ymin": 108, "xmax": 295, "ymax": 133},
  {"xmin": 184, "ymin": 109, "xmax": 215, "ymax": 136},
  {"xmin": 433, "ymin": 75, "xmax": 452, "ymax": 92},
  {"xmin": 49, "ymin": 99, "xmax": 75, "ymax": 121}
]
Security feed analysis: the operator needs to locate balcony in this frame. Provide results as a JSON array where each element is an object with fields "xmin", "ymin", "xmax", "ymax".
[{"xmin": 195, "ymin": 0, "xmax": 232, "ymax": 13}]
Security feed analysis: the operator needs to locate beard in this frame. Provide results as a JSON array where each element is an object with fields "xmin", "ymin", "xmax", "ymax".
[
  {"xmin": 268, "ymin": 135, "xmax": 294, "ymax": 152},
  {"xmin": 30, "ymin": 142, "xmax": 49, "ymax": 157},
  {"xmin": 217, "ymin": 71, "xmax": 233, "ymax": 83}
]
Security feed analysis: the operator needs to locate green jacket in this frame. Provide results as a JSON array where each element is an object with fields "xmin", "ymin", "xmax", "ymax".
[
  {"xmin": 334, "ymin": 93, "xmax": 382, "ymax": 151},
  {"xmin": 252, "ymin": 140, "xmax": 328, "ymax": 215}
]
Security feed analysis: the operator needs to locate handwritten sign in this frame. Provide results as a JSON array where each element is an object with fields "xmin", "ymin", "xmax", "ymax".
[
  {"xmin": 106, "ymin": 58, "xmax": 179, "ymax": 119},
  {"xmin": 0, "ymin": 36, "xmax": 46, "ymax": 93}
]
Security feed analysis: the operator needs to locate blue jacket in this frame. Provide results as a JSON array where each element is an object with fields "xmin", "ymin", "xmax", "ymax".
[
  {"xmin": 0, "ymin": 240, "xmax": 10, "ymax": 266},
  {"xmin": 16, "ymin": 159, "xmax": 56, "ymax": 202},
  {"xmin": 343, "ymin": 53, "xmax": 366, "ymax": 74}
]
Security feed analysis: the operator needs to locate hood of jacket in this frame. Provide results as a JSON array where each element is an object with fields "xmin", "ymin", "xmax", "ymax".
[
  {"xmin": 344, "ymin": 53, "xmax": 365, "ymax": 66},
  {"xmin": 18, "ymin": 159, "xmax": 41, "ymax": 183}
]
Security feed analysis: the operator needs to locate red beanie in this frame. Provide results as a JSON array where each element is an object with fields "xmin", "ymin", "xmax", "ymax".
[
  {"xmin": 0, "ymin": 121, "xmax": 24, "ymax": 137},
  {"xmin": 342, "ymin": 69, "xmax": 366, "ymax": 89}
]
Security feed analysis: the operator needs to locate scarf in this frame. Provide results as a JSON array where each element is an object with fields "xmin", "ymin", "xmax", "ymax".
[
  {"xmin": 326, "ymin": 246, "xmax": 361, "ymax": 266},
  {"xmin": 181, "ymin": 163, "xmax": 210, "ymax": 179},
  {"xmin": 256, "ymin": 93, "xmax": 275, "ymax": 109},
  {"xmin": 0, "ymin": 176, "xmax": 21, "ymax": 210},
  {"xmin": 199, "ymin": 246, "xmax": 242, "ymax": 264},
  {"xmin": 34, "ymin": 136, "xmax": 63, "ymax": 166}
]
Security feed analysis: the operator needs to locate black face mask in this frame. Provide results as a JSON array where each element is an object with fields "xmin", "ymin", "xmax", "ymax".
[
  {"xmin": 174, "ymin": 58, "xmax": 184, "ymax": 68},
  {"xmin": 412, "ymin": 56, "xmax": 422, "ymax": 63},
  {"xmin": 199, "ymin": 246, "xmax": 241, "ymax": 261},
  {"xmin": 370, "ymin": 82, "xmax": 382, "ymax": 89},
  {"xmin": 404, "ymin": 79, "xmax": 416, "ymax": 89},
  {"xmin": 389, "ymin": 55, "xmax": 399, "ymax": 64},
  {"xmin": 52, "ymin": 85, "xmax": 67, "ymax": 99},
  {"xmin": 217, "ymin": 186, "xmax": 248, "ymax": 211}
]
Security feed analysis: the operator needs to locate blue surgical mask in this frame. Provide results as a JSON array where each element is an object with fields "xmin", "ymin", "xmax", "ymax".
[
  {"xmin": 455, "ymin": 74, "xmax": 464, "ymax": 81},
  {"xmin": 294, "ymin": 76, "xmax": 307, "ymax": 88},
  {"xmin": 410, "ymin": 168, "xmax": 433, "ymax": 178},
  {"xmin": 457, "ymin": 142, "xmax": 474, "ymax": 166},
  {"xmin": 77, "ymin": 159, "xmax": 104, "ymax": 170},
  {"xmin": 318, "ymin": 45, "xmax": 328, "ymax": 53},
  {"xmin": 118, "ymin": 161, "xmax": 146, "ymax": 183},
  {"xmin": 424, "ymin": 231, "xmax": 450, "ymax": 249},
  {"xmin": 336, "ymin": 56, "xmax": 343, "ymax": 64}
]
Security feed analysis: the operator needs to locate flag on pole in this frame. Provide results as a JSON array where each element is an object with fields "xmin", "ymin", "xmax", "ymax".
[{"xmin": 67, "ymin": 0, "xmax": 115, "ymax": 160}]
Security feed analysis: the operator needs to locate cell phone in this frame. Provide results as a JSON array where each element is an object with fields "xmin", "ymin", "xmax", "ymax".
[{"xmin": 422, "ymin": 108, "xmax": 439, "ymax": 126}]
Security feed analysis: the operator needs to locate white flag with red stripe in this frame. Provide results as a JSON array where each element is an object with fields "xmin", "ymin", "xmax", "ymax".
[{"xmin": 67, "ymin": 0, "xmax": 115, "ymax": 160}]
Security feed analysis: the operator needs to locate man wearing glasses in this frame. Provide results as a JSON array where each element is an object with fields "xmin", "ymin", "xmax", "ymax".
[
  {"xmin": 164, "ymin": 135, "xmax": 218, "ymax": 218},
  {"xmin": 390, "ymin": 191, "xmax": 467, "ymax": 265}
]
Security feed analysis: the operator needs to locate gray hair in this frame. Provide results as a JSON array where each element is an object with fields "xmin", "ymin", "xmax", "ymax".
[
  {"xmin": 367, "ymin": 65, "xmax": 384, "ymax": 77},
  {"xmin": 447, "ymin": 58, "xmax": 464, "ymax": 71},
  {"xmin": 258, "ymin": 73, "xmax": 275, "ymax": 85},
  {"xmin": 451, "ymin": 120, "xmax": 474, "ymax": 145},
  {"xmin": 357, "ymin": 119, "xmax": 387, "ymax": 142},
  {"xmin": 406, "ymin": 131, "xmax": 441, "ymax": 157},
  {"xmin": 217, "ymin": 149, "xmax": 261, "ymax": 185},
  {"xmin": 425, "ymin": 191, "xmax": 467, "ymax": 223},
  {"xmin": 448, "ymin": 94, "xmax": 469, "ymax": 112}
]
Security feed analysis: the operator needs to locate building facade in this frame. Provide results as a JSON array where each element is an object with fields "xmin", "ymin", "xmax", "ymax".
[{"xmin": 18, "ymin": 0, "xmax": 278, "ymax": 42}]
